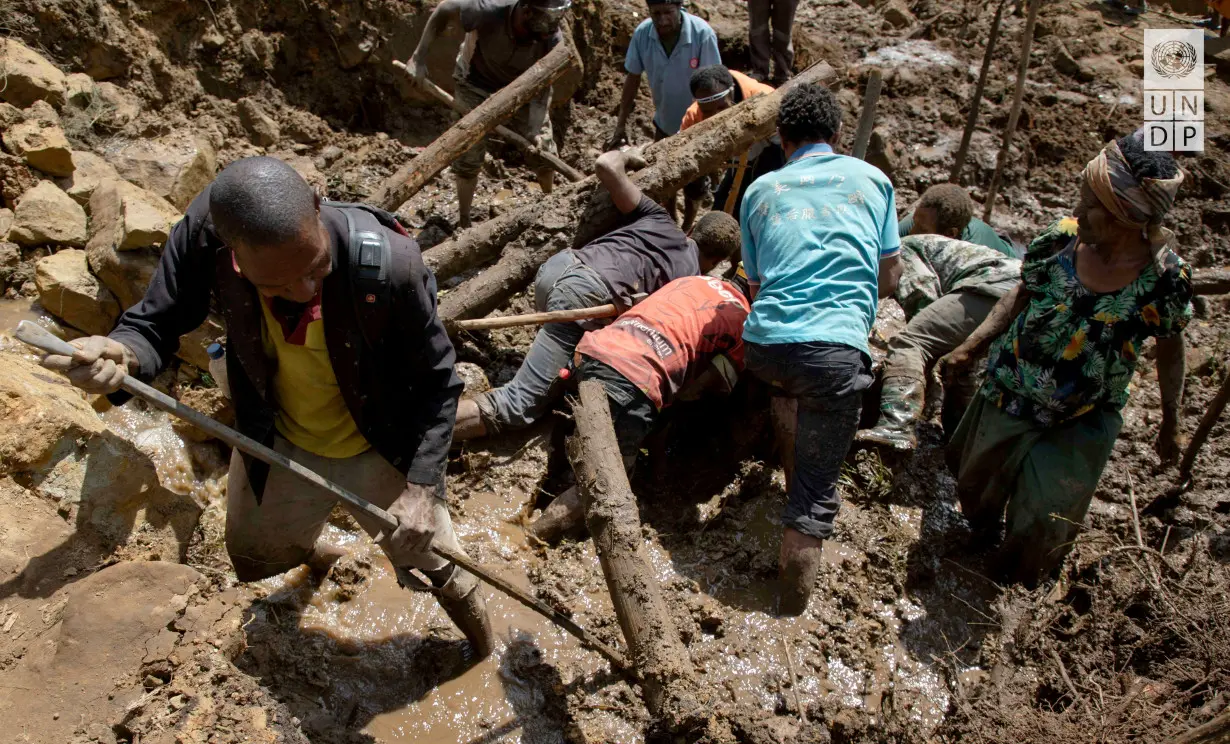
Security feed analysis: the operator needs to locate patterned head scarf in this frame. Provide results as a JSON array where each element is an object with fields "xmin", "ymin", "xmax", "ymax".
[{"xmin": 1081, "ymin": 133, "xmax": 1184, "ymax": 264}]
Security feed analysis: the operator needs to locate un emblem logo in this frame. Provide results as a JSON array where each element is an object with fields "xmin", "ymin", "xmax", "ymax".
[{"xmin": 1150, "ymin": 40, "xmax": 1198, "ymax": 79}]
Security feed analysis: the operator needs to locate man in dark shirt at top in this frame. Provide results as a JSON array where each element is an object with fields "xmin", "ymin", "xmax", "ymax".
[
  {"xmin": 406, "ymin": 0, "xmax": 571, "ymax": 227},
  {"xmin": 453, "ymin": 148, "xmax": 743, "ymax": 440},
  {"xmin": 38, "ymin": 157, "xmax": 496, "ymax": 658}
]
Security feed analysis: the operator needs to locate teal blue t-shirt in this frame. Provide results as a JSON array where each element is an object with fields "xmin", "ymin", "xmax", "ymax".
[{"xmin": 739, "ymin": 144, "xmax": 900, "ymax": 354}]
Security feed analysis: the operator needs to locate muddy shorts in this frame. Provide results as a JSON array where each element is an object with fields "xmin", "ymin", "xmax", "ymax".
[
  {"xmin": 745, "ymin": 340, "xmax": 873, "ymax": 540},
  {"xmin": 225, "ymin": 436, "xmax": 465, "ymax": 582},
  {"xmin": 452, "ymin": 76, "xmax": 557, "ymax": 180},
  {"xmin": 947, "ymin": 393, "xmax": 1122, "ymax": 584},
  {"xmin": 577, "ymin": 357, "xmax": 658, "ymax": 471}
]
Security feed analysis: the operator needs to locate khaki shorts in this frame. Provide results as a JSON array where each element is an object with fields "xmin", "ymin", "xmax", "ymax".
[
  {"xmin": 225, "ymin": 435, "xmax": 462, "ymax": 581},
  {"xmin": 451, "ymin": 76, "xmax": 557, "ymax": 179}
]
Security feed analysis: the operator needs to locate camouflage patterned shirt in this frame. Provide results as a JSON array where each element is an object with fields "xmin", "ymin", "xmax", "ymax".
[{"xmin": 894, "ymin": 235, "xmax": 1022, "ymax": 319}]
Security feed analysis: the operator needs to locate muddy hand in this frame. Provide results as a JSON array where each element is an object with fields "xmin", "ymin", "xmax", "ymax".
[
  {"xmin": 936, "ymin": 347, "xmax": 974, "ymax": 388},
  {"xmin": 40, "ymin": 335, "xmax": 135, "ymax": 395},
  {"xmin": 384, "ymin": 483, "xmax": 441, "ymax": 563}
]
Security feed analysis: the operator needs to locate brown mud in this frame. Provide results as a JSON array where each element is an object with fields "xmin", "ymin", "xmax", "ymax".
[{"xmin": 0, "ymin": 0, "xmax": 1228, "ymax": 741}]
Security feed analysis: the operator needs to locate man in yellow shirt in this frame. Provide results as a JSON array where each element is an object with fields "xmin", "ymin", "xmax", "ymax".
[{"xmin": 41, "ymin": 157, "xmax": 494, "ymax": 658}]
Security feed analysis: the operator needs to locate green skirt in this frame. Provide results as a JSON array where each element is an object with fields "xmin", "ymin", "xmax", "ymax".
[{"xmin": 947, "ymin": 391, "xmax": 1123, "ymax": 584}]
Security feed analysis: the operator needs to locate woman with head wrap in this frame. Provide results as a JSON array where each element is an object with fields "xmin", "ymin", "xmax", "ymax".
[{"xmin": 936, "ymin": 132, "xmax": 1191, "ymax": 586}]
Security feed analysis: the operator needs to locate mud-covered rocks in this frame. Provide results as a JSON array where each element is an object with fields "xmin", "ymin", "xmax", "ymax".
[
  {"xmin": 0, "ymin": 561, "xmax": 202, "ymax": 741},
  {"xmin": 0, "ymin": 152, "xmax": 39, "ymax": 208},
  {"xmin": 172, "ymin": 387, "xmax": 235, "ymax": 442},
  {"xmin": 456, "ymin": 361, "xmax": 492, "ymax": 395},
  {"xmin": 0, "ymin": 207, "xmax": 12, "ymax": 239},
  {"xmin": 85, "ymin": 179, "xmax": 178, "ymax": 308},
  {"xmin": 65, "ymin": 78, "xmax": 142, "ymax": 131},
  {"xmin": 88, "ymin": 178, "xmax": 180, "ymax": 251},
  {"xmin": 56, "ymin": 149, "xmax": 123, "ymax": 204},
  {"xmin": 8, "ymin": 180, "xmax": 88, "ymax": 247},
  {"xmin": 879, "ymin": 0, "xmax": 916, "ymax": 29},
  {"xmin": 238, "ymin": 97, "xmax": 281, "ymax": 147},
  {"xmin": 35, "ymin": 248, "xmax": 121, "ymax": 334},
  {"xmin": 105, "ymin": 130, "xmax": 217, "ymax": 210},
  {"xmin": 866, "ymin": 127, "xmax": 901, "ymax": 183},
  {"xmin": 2, "ymin": 112, "xmax": 75, "ymax": 177},
  {"xmin": 0, "ymin": 38, "xmax": 67, "ymax": 107}
]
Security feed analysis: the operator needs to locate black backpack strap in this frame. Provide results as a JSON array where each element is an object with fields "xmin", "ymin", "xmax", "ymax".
[{"xmin": 340, "ymin": 207, "xmax": 392, "ymax": 353}]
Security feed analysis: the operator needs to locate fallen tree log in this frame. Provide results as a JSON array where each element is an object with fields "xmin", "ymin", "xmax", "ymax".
[
  {"xmin": 431, "ymin": 62, "xmax": 837, "ymax": 321},
  {"xmin": 567, "ymin": 380, "xmax": 703, "ymax": 726},
  {"xmin": 1194, "ymin": 267, "xmax": 1230, "ymax": 296},
  {"xmin": 371, "ymin": 41, "xmax": 575, "ymax": 212}
]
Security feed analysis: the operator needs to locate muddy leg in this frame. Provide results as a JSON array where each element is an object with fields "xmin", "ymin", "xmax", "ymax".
[
  {"xmin": 456, "ymin": 174, "xmax": 479, "ymax": 229},
  {"xmin": 536, "ymin": 168, "xmax": 554, "ymax": 195},
  {"xmin": 453, "ymin": 397, "xmax": 488, "ymax": 441},
  {"xmin": 770, "ymin": 396, "xmax": 797, "ymax": 490}
]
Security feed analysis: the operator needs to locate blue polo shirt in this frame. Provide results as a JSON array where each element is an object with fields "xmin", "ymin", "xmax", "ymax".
[
  {"xmin": 624, "ymin": 11, "xmax": 721, "ymax": 135},
  {"xmin": 739, "ymin": 143, "xmax": 901, "ymax": 354}
]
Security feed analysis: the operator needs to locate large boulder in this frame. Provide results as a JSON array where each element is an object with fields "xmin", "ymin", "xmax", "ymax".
[
  {"xmin": 35, "ymin": 248, "xmax": 121, "ymax": 334},
  {"xmin": 0, "ymin": 38, "xmax": 67, "ymax": 107},
  {"xmin": 8, "ymin": 180, "xmax": 88, "ymax": 247},
  {"xmin": 2, "ymin": 115, "xmax": 74, "ymax": 177},
  {"xmin": 0, "ymin": 352, "xmax": 202, "ymax": 558},
  {"xmin": 238, "ymin": 97, "xmax": 280, "ymax": 147},
  {"xmin": 104, "ymin": 131, "xmax": 217, "ymax": 210},
  {"xmin": 88, "ymin": 178, "xmax": 181, "ymax": 251},
  {"xmin": 55, "ymin": 149, "xmax": 123, "ymax": 205},
  {"xmin": 0, "ymin": 207, "xmax": 12, "ymax": 239},
  {"xmin": 87, "ymin": 238, "xmax": 159, "ymax": 309},
  {"xmin": 65, "ymin": 77, "xmax": 142, "ymax": 131}
]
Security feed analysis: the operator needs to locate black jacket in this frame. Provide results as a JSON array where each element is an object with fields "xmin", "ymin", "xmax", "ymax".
[{"xmin": 109, "ymin": 186, "xmax": 461, "ymax": 488}]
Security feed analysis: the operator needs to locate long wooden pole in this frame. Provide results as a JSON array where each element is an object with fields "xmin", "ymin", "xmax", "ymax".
[
  {"xmin": 852, "ymin": 68, "xmax": 883, "ymax": 161},
  {"xmin": 452, "ymin": 303, "xmax": 619, "ymax": 331},
  {"xmin": 371, "ymin": 42, "xmax": 574, "ymax": 212},
  {"xmin": 982, "ymin": 0, "xmax": 1041, "ymax": 222},
  {"xmin": 13, "ymin": 320, "xmax": 629, "ymax": 671},
  {"xmin": 568, "ymin": 380, "xmax": 701, "ymax": 725},
  {"xmin": 1194, "ymin": 266, "xmax": 1230, "ymax": 296},
  {"xmin": 950, "ymin": 0, "xmax": 1010, "ymax": 182},
  {"xmin": 394, "ymin": 61, "xmax": 584, "ymax": 183},
  {"xmin": 1179, "ymin": 363, "xmax": 1230, "ymax": 484},
  {"xmin": 1167, "ymin": 708, "xmax": 1230, "ymax": 744}
]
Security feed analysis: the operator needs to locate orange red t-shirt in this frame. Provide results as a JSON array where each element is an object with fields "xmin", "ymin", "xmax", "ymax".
[
  {"xmin": 679, "ymin": 70, "xmax": 776, "ymax": 132},
  {"xmin": 576, "ymin": 276, "xmax": 750, "ymax": 410}
]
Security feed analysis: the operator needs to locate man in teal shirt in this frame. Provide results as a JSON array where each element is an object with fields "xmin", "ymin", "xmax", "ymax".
[
  {"xmin": 607, "ymin": 0, "xmax": 721, "ymax": 145},
  {"xmin": 898, "ymin": 183, "xmax": 1018, "ymax": 258},
  {"xmin": 740, "ymin": 82, "xmax": 903, "ymax": 616}
]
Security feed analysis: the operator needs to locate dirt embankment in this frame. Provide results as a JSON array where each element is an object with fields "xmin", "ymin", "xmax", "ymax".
[{"xmin": 0, "ymin": 0, "xmax": 1228, "ymax": 742}]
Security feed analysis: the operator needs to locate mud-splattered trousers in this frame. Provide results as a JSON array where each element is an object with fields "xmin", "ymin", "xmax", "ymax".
[
  {"xmin": 946, "ymin": 393, "xmax": 1122, "ymax": 585},
  {"xmin": 748, "ymin": 0, "xmax": 800, "ymax": 82},
  {"xmin": 476, "ymin": 250, "xmax": 614, "ymax": 431},
  {"xmin": 745, "ymin": 340, "xmax": 874, "ymax": 540}
]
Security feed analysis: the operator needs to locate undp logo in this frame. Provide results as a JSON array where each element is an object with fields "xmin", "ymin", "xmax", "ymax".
[{"xmin": 1143, "ymin": 29, "xmax": 1203, "ymax": 152}]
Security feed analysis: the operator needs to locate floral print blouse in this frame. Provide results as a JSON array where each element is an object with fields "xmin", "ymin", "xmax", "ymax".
[{"xmin": 982, "ymin": 218, "xmax": 1193, "ymax": 427}]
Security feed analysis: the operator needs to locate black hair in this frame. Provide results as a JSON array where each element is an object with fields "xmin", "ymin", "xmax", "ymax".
[
  {"xmin": 692, "ymin": 211, "xmax": 741, "ymax": 261},
  {"xmin": 690, "ymin": 65, "xmax": 735, "ymax": 97},
  {"xmin": 918, "ymin": 184, "xmax": 974, "ymax": 236},
  {"xmin": 1117, "ymin": 132, "xmax": 1179, "ymax": 182},
  {"xmin": 209, "ymin": 156, "xmax": 318, "ymax": 249},
  {"xmin": 776, "ymin": 82, "xmax": 841, "ymax": 146}
]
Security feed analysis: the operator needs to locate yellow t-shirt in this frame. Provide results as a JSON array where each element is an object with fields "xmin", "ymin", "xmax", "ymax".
[{"xmin": 259, "ymin": 298, "xmax": 371, "ymax": 458}]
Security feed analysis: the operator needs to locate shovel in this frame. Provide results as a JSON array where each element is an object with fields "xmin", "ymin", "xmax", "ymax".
[{"xmin": 13, "ymin": 320, "xmax": 628, "ymax": 672}]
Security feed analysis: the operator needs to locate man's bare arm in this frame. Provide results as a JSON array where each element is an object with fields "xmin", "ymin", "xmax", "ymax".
[
  {"xmin": 606, "ymin": 73, "xmax": 641, "ymax": 148},
  {"xmin": 878, "ymin": 253, "xmax": 903, "ymax": 300},
  {"xmin": 595, "ymin": 149, "xmax": 646, "ymax": 215},
  {"xmin": 1155, "ymin": 333, "xmax": 1186, "ymax": 465},
  {"xmin": 407, "ymin": 0, "xmax": 464, "ymax": 80}
]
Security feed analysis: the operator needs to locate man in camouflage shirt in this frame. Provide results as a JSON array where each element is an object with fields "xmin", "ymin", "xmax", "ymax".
[{"xmin": 858, "ymin": 234, "xmax": 1020, "ymax": 450}]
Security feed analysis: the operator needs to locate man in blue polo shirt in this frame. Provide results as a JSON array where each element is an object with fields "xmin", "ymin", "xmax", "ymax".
[
  {"xmin": 740, "ymin": 82, "xmax": 903, "ymax": 616},
  {"xmin": 607, "ymin": 0, "xmax": 720, "ymax": 147}
]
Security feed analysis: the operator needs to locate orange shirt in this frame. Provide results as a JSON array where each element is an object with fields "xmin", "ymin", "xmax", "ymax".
[
  {"xmin": 679, "ymin": 70, "xmax": 776, "ymax": 132},
  {"xmin": 576, "ymin": 276, "xmax": 750, "ymax": 410}
]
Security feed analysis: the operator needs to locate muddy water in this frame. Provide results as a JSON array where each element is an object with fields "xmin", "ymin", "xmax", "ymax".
[{"xmin": 292, "ymin": 488, "xmax": 608, "ymax": 743}]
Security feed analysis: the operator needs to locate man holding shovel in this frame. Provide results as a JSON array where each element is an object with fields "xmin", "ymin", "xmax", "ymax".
[
  {"xmin": 37, "ymin": 156, "xmax": 495, "ymax": 658},
  {"xmin": 406, "ymin": 0, "xmax": 571, "ymax": 228}
]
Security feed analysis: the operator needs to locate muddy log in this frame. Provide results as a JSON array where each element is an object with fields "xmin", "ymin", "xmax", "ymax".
[
  {"xmin": 431, "ymin": 62, "xmax": 836, "ymax": 320},
  {"xmin": 1167, "ymin": 708, "xmax": 1230, "ymax": 744},
  {"xmin": 1194, "ymin": 266, "xmax": 1230, "ymax": 296},
  {"xmin": 567, "ymin": 380, "xmax": 703, "ymax": 726},
  {"xmin": 370, "ymin": 42, "xmax": 575, "ymax": 212}
]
